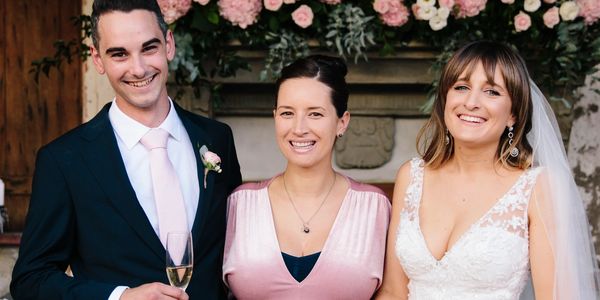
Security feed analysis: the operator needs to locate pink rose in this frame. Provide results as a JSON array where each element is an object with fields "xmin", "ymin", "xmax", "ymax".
[
  {"xmin": 292, "ymin": 5, "xmax": 314, "ymax": 28},
  {"xmin": 543, "ymin": 7, "xmax": 560, "ymax": 28},
  {"xmin": 200, "ymin": 146, "xmax": 222, "ymax": 174},
  {"xmin": 438, "ymin": 0, "xmax": 455, "ymax": 8},
  {"xmin": 264, "ymin": 0, "xmax": 283, "ymax": 11},
  {"xmin": 200, "ymin": 145, "xmax": 221, "ymax": 187},
  {"xmin": 411, "ymin": 4, "xmax": 421, "ymax": 19},
  {"xmin": 157, "ymin": 0, "xmax": 193, "ymax": 24},
  {"xmin": 193, "ymin": 0, "xmax": 210, "ymax": 5},
  {"xmin": 204, "ymin": 152, "xmax": 221, "ymax": 166},
  {"xmin": 218, "ymin": 0, "xmax": 263, "ymax": 29},
  {"xmin": 377, "ymin": 0, "xmax": 410, "ymax": 27},
  {"xmin": 577, "ymin": 0, "xmax": 600, "ymax": 25},
  {"xmin": 455, "ymin": 0, "xmax": 487, "ymax": 18},
  {"xmin": 514, "ymin": 11, "xmax": 531, "ymax": 32},
  {"xmin": 374, "ymin": 0, "xmax": 391, "ymax": 13}
]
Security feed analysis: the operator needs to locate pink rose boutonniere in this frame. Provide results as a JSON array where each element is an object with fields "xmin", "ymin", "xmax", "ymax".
[{"xmin": 200, "ymin": 145, "xmax": 222, "ymax": 188}]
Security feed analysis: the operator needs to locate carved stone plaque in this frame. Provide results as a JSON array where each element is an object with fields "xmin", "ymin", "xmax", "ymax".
[{"xmin": 335, "ymin": 117, "xmax": 395, "ymax": 169}]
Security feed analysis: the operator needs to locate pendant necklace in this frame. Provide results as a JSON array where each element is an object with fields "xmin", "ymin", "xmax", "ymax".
[{"xmin": 282, "ymin": 172, "xmax": 336, "ymax": 234}]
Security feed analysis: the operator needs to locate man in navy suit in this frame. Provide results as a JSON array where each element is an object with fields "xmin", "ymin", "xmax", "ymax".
[{"xmin": 10, "ymin": 0, "xmax": 242, "ymax": 299}]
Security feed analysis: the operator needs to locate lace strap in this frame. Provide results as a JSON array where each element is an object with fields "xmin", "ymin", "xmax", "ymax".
[
  {"xmin": 478, "ymin": 167, "xmax": 543, "ymax": 237},
  {"xmin": 402, "ymin": 158, "xmax": 424, "ymax": 221},
  {"xmin": 520, "ymin": 167, "xmax": 543, "ymax": 205}
]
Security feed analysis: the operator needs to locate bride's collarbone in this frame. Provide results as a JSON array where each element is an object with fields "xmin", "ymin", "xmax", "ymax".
[{"xmin": 422, "ymin": 168, "xmax": 525, "ymax": 206}]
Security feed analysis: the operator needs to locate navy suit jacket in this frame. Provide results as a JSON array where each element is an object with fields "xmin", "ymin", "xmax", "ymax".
[{"xmin": 11, "ymin": 102, "xmax": 242, "ymax": 300}]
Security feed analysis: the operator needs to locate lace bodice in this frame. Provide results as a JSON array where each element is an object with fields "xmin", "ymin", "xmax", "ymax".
[{"xmin": 395, "ymin": 158, "xmax": 542, "ymax": 300}]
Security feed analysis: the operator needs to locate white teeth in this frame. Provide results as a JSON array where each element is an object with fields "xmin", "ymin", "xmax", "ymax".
[
  {"xmin": 459, "ymin": 115, "xmax": 485, "ymax": 123},
  {"xmin": 127, "ymin": 76, "xmax": 154, "ymax": 87},
  {"xmin": 291, "ymin": 141, "xmax": 314, "ymax": 148}
]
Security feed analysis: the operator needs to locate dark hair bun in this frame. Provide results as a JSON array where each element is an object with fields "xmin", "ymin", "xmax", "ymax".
[{"xmin": 311, "ymin": 55, "xmax": 348, "ymax": 77}]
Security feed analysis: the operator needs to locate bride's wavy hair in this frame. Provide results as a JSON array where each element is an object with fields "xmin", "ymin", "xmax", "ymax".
[{"xmin": 417, "ymin": 41, "xmax": 533, "ymax": 169}]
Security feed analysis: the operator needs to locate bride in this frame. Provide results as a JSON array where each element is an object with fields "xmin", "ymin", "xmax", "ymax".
[{"xmin": 376, "ymin": 41, "xmax": 600, "ymax": 299}]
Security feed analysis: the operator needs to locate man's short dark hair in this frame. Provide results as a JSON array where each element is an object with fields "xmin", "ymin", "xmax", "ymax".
[{"xmin": 91, "ymin": 0, "xmax": 168, "ymax": 50}]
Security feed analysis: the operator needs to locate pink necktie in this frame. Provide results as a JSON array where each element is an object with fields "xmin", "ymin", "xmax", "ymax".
[{"xmin": 140, "ymin": 128, "xmax": 189, "ymax": 248}]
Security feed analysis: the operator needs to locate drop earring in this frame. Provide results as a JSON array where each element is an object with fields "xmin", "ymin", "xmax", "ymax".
[
  {"xmin": 508, "ymin": 126, "xmax": 519, "ymax": 158},
  {"xmin": 445, "ymin": 129, "xmax": 450, "ymax": 145}
]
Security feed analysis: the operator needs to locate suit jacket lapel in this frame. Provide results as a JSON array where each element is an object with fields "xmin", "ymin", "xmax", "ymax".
[
  {"xmin": 79, "ymin": 103, "xmax": 165, "ymax": 260},
  {"xmin": 175, "ymin": 105, "xmax": 214, "ymax": 254}
]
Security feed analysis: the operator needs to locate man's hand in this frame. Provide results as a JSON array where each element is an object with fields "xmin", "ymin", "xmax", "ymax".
[{"xmin": 121, "ymin": 282, "xmax": 189, "ymax": 300}]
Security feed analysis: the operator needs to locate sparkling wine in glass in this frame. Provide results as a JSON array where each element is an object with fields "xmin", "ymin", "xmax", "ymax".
[{"xmin": 165, "ymin": 231, "xmax": 193, "ymax": 290}]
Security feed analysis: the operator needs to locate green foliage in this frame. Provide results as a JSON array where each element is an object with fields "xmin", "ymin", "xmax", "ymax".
[
  {"xmin": 260, "ymin": 30, "xmax": 310, "ymax": 81},
  {"xmin": 324, "ymin": 3, "xmax": 376, "ymax": 63}
]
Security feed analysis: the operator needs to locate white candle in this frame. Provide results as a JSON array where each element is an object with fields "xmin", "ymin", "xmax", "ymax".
[{"xmin": 0, "ymin": 178, "xmax": 4, "ymax": 206}]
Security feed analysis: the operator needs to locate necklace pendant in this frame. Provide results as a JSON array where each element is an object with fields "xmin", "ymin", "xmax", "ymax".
[{"xmin": 303, "ymin": 225, "xmax": 310, "ymax": 234}]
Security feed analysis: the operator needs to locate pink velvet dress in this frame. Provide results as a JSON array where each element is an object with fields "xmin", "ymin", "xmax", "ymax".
[{"xmin": 223, "ymin": 175, "xmax": 391, "ymax": 300}]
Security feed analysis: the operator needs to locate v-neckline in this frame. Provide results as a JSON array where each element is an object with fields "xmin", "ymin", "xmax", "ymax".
[
  {"xmin": 265, "ymin": 174, "xmax": 351, "ymax": 285},
  {"xmin": 415, "ymin": 167, "xmax": 530, "ymax": 263}
]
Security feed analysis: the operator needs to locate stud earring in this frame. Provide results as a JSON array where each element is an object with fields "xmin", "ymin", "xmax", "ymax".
[
  {"xmin": 508, "ymin": 126, "xmax": 519, "ymax": 158},
  {"xmin": 337, "ymin": 133, "xmax": 343, "ymax": 138}
]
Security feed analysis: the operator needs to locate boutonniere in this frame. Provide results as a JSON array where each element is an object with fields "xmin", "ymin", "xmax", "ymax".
[{"xmin": 199, "ymin": 145, "xmax": 222, "ymax": 188}]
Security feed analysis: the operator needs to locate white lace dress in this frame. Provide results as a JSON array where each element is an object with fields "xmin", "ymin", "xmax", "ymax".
[{"xmin": 395, "ymin": 158, "xmax": 542, "ymax": 300}]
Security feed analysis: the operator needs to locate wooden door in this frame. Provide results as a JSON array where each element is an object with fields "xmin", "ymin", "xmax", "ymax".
[{"xmin": 1, "ymin": 0, "xmax": 82, "ymax": 233}]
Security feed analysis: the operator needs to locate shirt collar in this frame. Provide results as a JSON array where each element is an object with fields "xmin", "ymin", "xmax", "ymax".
[{"xmin": 108, "ymin": 98, "xmax": 184, "ymax": 149}]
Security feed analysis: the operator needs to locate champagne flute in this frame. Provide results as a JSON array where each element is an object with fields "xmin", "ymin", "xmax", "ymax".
[{"xmin": 165, "ymin": 231, "xmax": 193, "ymax": 290}]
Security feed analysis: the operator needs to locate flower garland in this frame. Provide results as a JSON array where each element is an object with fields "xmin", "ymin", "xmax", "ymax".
[
  {"xmin": 154, "ymin": 0, "xmax": 599, "ymax": 103},
  {"xmin": 31, "ymin": 0, "xmax": 600, "ymax": 107}
]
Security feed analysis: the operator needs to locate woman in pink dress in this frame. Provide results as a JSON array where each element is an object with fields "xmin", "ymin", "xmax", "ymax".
[{"xmin": 223, "ymin": 55, "xmax": 391, "ymax": 299}]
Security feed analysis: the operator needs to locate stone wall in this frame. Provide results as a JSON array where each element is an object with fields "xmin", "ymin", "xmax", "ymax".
[
  {"xmin": 0, "ymin": 247, "xmax": 17, "ymax": 298},
  {"xmin": 568, "ymin": 70, "xmax": 600, "ymax": 258}
]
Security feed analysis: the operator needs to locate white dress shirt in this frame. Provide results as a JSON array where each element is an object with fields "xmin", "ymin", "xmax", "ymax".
[{"xmin": 107, "ymin": 99, "xmax": 199, "ymax": 299}]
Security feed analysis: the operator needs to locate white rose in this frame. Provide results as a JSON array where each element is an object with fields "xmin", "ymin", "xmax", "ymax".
[
  {"xmin": 437, "ymin": 6, "xmax": 450, "ymax": 19},
  {"xmin": 417, "ymin": 0, "xmax": 436, "ymax": 8},
  {"xmin": 559, "ymin": 1, "xmax": 580, "ymax": 21},
  {"xmin": 429, "ymin": 14, "xmax": 447, "ymax": 31},
  {"xmin": 418, "ymin": 5, "xmax": 437, "ymax": 20},
  {"xmin": 524, "ymin": 0, "xmax": 541, "ymax": 12}
]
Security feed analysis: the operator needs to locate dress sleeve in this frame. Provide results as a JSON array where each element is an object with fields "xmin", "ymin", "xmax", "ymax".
[
  {"xmin": 222, "ymin": 191, "xmax": 239, "ymax": 286},
  {"xmin": 373, "ymin": 192, "xmax": 392, "ymax": 289}
]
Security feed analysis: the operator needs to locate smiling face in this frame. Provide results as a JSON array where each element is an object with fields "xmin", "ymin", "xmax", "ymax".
[
  {"xmin": 444, "ymin": 61, "xmax": 515, "ymax": 149},
  {"xmin": 90, "ymin": 9, "xmax": 174, "ymax": 120},
  {"xmin": 274, "ymin": 77, "xmax": 349, "ymax": 169}
]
